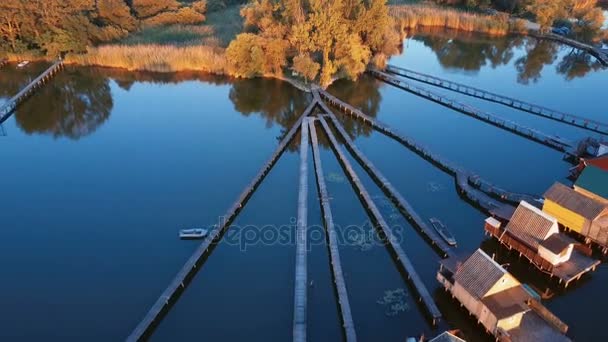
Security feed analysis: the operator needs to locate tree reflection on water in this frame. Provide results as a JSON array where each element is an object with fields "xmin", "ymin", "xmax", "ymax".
[
  {"xmin": 2, "ymin": 27, "xmax": 604, "ymax": 142},
  {"xmin": 411, "ymin": 27, "xmax": 605, "ymax": 83},
  {"xmin": 11, "ymin": 66, "xmax": 113, "ymax": 140}
]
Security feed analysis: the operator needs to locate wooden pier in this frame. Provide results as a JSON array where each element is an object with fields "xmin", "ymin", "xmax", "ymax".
[
  {"xmin": 293, "ymin": 119, "xmax": 309, "ymax": 342},
  {"xmin": 530, "ymin": 32, "xmax": 608, "ymax": 66},
  {"xmin": 385, "ymin": 65, "xmax": 608, "ymax": 136},
  {"xmin": 317, "ymin": 115, "xmax": 442, "ymax": 324},
  {"xmin": 318, "ymin": 90, "xmax": 535, "ymax": 218},
  {"xmin": 0, "ymin": 60, "xmax": 64, "ymax": 123},
  {"xmin": 371, "ymin": 70, "xmax": 574, "ymax": 153},
  {"xmin": 127, "ymin": 100, "xmax": 318, "ymax": 342},
  {"xmin": 314, "ymin": 94, "xmax": 453, "ymax": 257},
  {"xmin": 308, "ymin": 118, "xmax": 357, "ymax": 342}
]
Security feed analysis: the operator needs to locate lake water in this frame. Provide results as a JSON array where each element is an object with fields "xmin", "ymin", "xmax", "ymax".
[{"xmin": 1, "ymin": 31, "xmax": 607, "ymax": 341}]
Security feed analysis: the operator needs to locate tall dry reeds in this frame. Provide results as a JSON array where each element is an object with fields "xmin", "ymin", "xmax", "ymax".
[
  {"xmin": 390, "ymin": 5, "xmax": 512, "ymax": 36},
  {"xmin": 65, "ymin": 44, "xmax": 227, "ymax": 74}
]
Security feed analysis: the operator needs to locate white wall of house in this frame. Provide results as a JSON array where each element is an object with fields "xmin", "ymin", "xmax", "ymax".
[{"xmin": 538, "ymin": 243, "xmax": 574, "ymax": 265}]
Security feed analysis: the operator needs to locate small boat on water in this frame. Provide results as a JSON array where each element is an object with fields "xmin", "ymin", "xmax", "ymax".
[
  {"xmin": 17, "ymin": 61, "xmax": 30, "ymax": 68},
  {"xmin": 429, "ymin": 218, "xmax": 457, "ymax": 246},
  {"xmin": 179, "ymin": 228, "xmax": 208, "ymax": 240}
]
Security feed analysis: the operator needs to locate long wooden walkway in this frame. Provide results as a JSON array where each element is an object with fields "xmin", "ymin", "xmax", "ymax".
[
  {"xmin": 127, "ymin": 100, "xmax": 318, "ymax": 342},
  {"xmin": 317, "ymin": 115, "xmax": 442, "ymax": 325},
  {"xmin": 371, "ymin": 70, "xmax": 574, "ymax": 153},
  {"xmin": 0, "ymin": 60, "xmax": 64, "ymax": 123},
  {"xmin": 314, "ymin": 95, "xmax": 453, "ymax": 257},
  {"xmin": 293, "ymin": 119, "xmax": 309, "ymax": 342},
  {"xmin": 318, "ymin": 90, "xmax": 536, "ymax": 214},
  {"xmin": 308, "ymin": 118, "xmax": 357, "ymax": 342},
  {"xmin": 385, "ymin": 65, "xmax": 608, "ymax": 136},
  {"xmin": 530, "ymin": 32, "xmax": 608, "ymax": 66}
]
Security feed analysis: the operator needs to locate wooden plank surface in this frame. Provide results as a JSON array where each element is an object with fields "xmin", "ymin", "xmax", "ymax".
[
  {"xmin": 293, "ymin": 118, "xmax": 309, "ymax": 342},
  {"xmin": 308, "ymin": 118, "xmax": 357, "ymax": 342}
]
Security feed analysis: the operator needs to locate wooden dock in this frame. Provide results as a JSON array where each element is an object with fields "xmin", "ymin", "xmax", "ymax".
[
  {"xmin": 293, "ymin": 119, "xmax": 309, "ymax": 342},
  {"xmin": 308, "ymin": 118, "xmax": 357, "ymax": 342},
  {"xmin": 371, "ymin": 70, "xmax": 574, "ymax": 153},
  {"xmin": 0, "ymin": 60, "xmax": 64, "ymax": 123},
  {"xmin": 127, "ymin": 100, "xmax": 318, "ymax": 342},
  {"xmin": 314, "ymin": 94, "xmax": 453, "ymax": 257},
  {"xmin": 317, "ymin": 115, "xmax": 442, "ymax": 325},
  {"xmin": 385, "ymin": 65, "xmax": 608, "ymax": 136},
  {"xmin": 318, "ymin": 90, "xmax": 536, "ymax": 217}
]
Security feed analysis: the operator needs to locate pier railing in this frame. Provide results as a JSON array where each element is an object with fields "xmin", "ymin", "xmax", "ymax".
[{"xmin": 385, "ymin": 64, "xmax": 608, "ymax": 136}]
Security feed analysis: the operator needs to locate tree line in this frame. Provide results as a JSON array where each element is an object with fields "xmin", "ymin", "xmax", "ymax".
[
  {"xmin": 438, "ymin": 0, "xmax": 605, "ymax": 35},
  {"xmin": 0, "ymin": 0, "xmax": 207, "ymax": 56}
]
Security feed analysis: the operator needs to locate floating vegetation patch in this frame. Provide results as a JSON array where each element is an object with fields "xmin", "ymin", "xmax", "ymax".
[
  {"xmin": 326, "ymin": 172, "xmax": 346, "ymax": 184},
  {"xmin": 427, "ymin": 181, "xmax": 444, "ymax": 193},
  {"xmin": 376, "ymin": 288, "xmax": 410, "ymax": 317}
]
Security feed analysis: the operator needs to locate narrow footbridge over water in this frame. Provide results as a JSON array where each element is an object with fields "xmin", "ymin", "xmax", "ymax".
[
  {"xmin": 385, "ymin": 64, "xmax": 608, "ymax": 136},
  {"xmin": 0, "ymin": 60, "xmax": 64, "ymax": 124}
]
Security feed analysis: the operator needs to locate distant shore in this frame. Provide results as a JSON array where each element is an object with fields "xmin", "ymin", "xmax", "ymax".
[{"xmin": 2, "ymin": 4, "xmax": 605, "ymax": 81}]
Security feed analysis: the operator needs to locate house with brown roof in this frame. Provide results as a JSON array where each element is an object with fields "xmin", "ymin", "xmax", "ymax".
[
  {"xmin": 484, "ymin": 201, "xmax": 600, "ymax": 286},
  {"xmin": 437, "ymin": 249, "xmax": 570, "ymax": 342},
  {"xmin": 543, "ymin": 182, "xmax": 608, "ymax": 251}
]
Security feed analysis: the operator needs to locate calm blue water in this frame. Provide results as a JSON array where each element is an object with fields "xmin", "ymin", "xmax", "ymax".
[{"xmin": 1, "ymin": 30, "xmax": 607, "ymax": 341}]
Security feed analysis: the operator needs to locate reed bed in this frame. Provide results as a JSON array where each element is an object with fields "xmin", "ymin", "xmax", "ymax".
[
  {"xmin": 65, "ymin": 44, "xmax": 228, "ymax": 74},
  {"xmin": 390, "ymin": 5, "xmax": 512, "ymax": 36}
]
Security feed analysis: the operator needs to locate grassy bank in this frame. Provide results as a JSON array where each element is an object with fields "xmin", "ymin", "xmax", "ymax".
[
  {"xmin": 65, "ymin": 45, "xmax": 227, "ymax": 74},
  {"xmin": 65, "ymin": 5, "xmax": 243, "ymax": 74},
  {"xmin": 390, "ymin": 5, "xmax": 526, "ymax": 36}
]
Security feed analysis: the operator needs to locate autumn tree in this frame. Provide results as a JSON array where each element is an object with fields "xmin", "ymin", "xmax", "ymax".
[
  {"xmin": 293, "ymin": 54, "xmax": 320, "ymax": 82},
  {"xmin": 131, "ymin": 0, "xmax": 181, "ymax": 19}
]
